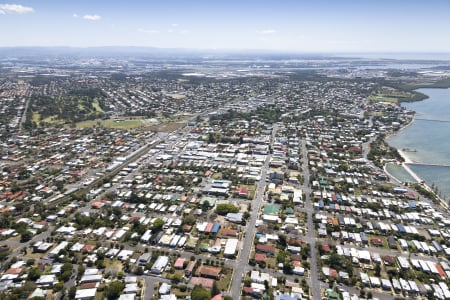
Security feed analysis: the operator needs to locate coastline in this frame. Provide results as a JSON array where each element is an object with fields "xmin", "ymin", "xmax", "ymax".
[
  {"xmin": 384, "ymin": 105, "xmax": 449, "ymax": 209},
  {"xmin": 384, "ymin": 116, "xmax": 422, "ymax": 183}
]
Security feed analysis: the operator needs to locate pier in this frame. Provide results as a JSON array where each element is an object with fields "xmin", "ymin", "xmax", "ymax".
[
  {"xmin": 407, "ymin": 162, "xmax": 450, "ymax": 168},
  {"xmin": 415, "ymin": 118, "xmax": 450, "ymax": 123}
]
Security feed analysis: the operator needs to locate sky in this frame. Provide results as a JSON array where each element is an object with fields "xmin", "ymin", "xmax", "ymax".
[{"xmin": 1, "ymin": 0, "xmax": 450, "ymax": 53}]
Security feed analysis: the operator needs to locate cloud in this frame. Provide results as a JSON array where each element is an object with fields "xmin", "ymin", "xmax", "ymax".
[
  {"xmin": 257, "ymin": 29, "xmax": 277, "ymax": 35},
  {"xmin": 171, "ymin": 23, "xmax": 178, "ymax": 27},
  {"xmin": 82, "ymin": 14, "xmax": 101, "ymax": 21},
  {"xmin": 0, "ymin": 4, "xmax": 34, "ymax": 14},
  {"xmin": 73, "ymin": 13, "xmax": 78, "ymax": 18},
  {"xmin": 138, "ymin": 28, "xmax": 160, "ymax": 34}
]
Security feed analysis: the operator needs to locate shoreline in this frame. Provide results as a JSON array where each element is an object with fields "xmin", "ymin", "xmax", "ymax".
[{"xmin": 384, "ymin": 102, "xmax": 449, "ymax": 209}]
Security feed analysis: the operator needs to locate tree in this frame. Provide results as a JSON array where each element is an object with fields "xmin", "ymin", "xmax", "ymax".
[
  {"xmin": 68, "ymin": 286, "xmax": 77, "ymax": 300},
  {"xmin": 27, "ymin": 267, "xmax": 42, "ymax": 281},
  {"xmin": 374, "ymin": 263, "xmax": 381, "ymax": 277},
  {"xmin": 170, "ymin": 272, "xmax": 182, "ymax": 283},
  {"xmin": 215, "ymin": 203, "xmax": 239, "ymax": 215},
  {"xmin": 106, "ymin": 280, "xmax": 125, "ymax": 300},
  {"xmin": 191, "ymin": 285, "xmax": 211, "ymax": 300},
  {"xmin": 283, "ymin": 262, "xmax": 293, "ymax": 274},
  {"xmin": 61, "ymin": 270, "xmax": 72, "ymax": 282},
  {"xmin": 20, "ymin": 231, "xmax": 34, "ymax": 243},
  {"xmin": 201, "ymin": 200, "xmax": 210, "ymax": 212},
  {"xmin": 152, "ymin": 218, "xmax": 165, "ymax": 232},
  {"xmin": 211, "ymin": 281, "xmax": 220, "ymax": 296},
  {"xmin": 134, "ymin": 266, "xmax": 144, "ymax": 275},
  {"xmin": 26, "ymin": 258, "xmax": 35, "ymax": 266},
  {"xmin": 183, "ymin": 215, "xmax": 197, "ymax": 226}
]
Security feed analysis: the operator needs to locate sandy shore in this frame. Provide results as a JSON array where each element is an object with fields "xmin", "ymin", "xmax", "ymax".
[
  {"xmin": 396, "ymin": 149, "xmax": 413, "ymax": 164},
  {"xmin": 387, "ymin": 120, "xmax": 448, "ymax": 209},
  {"xmin": 390, "ymin": 116, "xmax": 425, "ymax": 183}
]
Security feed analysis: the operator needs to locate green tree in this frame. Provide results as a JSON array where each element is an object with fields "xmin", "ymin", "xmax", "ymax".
[
  {"xmin": 201, "ymin": 200, "xmax": 210, "ymax": 212},
  {"xmin": 61, "ymin": 270, "xmax": 72, "ymax": 282},
  {"xmin": 68, "ymin": 286, "xmax": 77, "ymax": 300},
  {"xmin": 152, "ymin": 218, "xmax": 165, "ymax": 232},
  {"xmin": 375, "ymin": 263, "xmax": 381, "ymax": 277},
  {"xmin": 215, "ymin": 203, "xmax": 239, "ymax": 215},
  {"xmin": 106, "ymin": 280, "xmax": 125, "ymax": 300},
  {"xmin": 20, "ymin": 231, "xmax": 34, "ymax": 243},
  {"xmin": 134, "ymin": 266, "xmax": 144, "ymax": 276},
  {"xmin": 211, "ymin": 281, "xmax": 220, "ymax": 296},
  {"xmin": 183, "ymin": 215, "xmax": 197, "ymax": 226},
  {"xmin": 27, "ymin": 268, "xmax": 42, "ymax": 281}
]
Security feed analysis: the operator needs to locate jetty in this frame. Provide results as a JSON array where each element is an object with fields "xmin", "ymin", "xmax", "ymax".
[
  {"xmin": 415, "ymin": 118, "xmax": 450, "ymax": 123},
  {"xmin": 408, "ymin": 162, "xmax": 450, "ymax": 168}
]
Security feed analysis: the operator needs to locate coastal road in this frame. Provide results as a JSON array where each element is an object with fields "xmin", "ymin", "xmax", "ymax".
[
  {"xmin": 301, "ymin": 140, "xmax": 321, "ymax": 300},
  {"xmin": 228, "ymin": 124, "xmax": 278, "ymax": 297}
]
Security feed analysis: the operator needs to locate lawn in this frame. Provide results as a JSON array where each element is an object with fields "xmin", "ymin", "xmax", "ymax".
[
  {"xmin": 94, "ymin": 292, "xmax": 104, "ymax": 300},
  {"xmin": 172, "ymin": 286, "xmax": 190, "ymax": 298},
  {"xmin": 212, "ymin": 173, "xmax": 223, "ymax": 180},
  {"xmin": 147, "ymin": 122, "xmax": 186, "ymax": 132},
  {"xmin": 217, "ymin": 267, "xmax": 233, "ymax": 291},
  {"xmin": 24, "ymin": 249, "xmax": 46, "ymax": 260},
  {"xmin": 368, "ymin": 87, "xmax": 417, "ymax": 104},
  {"xmin": 238, "ymin": 184, "xmax": 256, "ymax": 200},
  {"xmin": 368, "ymin": 93, "xmax": 399, "ymax": 103},
  {"xmin": 166, "ymin": 93, "xmax": 186, "ymax": 99},
  {"xmin": 104, "ymin": 259, "xmax": 123, "ymax": 272},
  {"xmin": 92, "ymin": 101, "xmax": 104, "ymax": 113},
  {"xmin": 76, "ymin": 117, "xmax": 144, "ymax": 129},
  {"xmin": 32, "ymin": 113, "xmax": 40, "ymax": 122}
]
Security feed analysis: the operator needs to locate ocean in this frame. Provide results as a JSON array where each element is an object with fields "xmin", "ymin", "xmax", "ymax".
[{"xmin": 387, "ymin": 88, "xmax": 450, "ymax": 201}]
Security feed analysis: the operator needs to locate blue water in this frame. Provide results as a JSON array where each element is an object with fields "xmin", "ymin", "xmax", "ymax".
[{"xmin": 387, "ymin": 88, "xmax": 450, "ymax": 200}]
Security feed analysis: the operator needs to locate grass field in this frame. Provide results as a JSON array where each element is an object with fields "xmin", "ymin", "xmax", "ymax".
[
  {"xmin": 76, "ymin": 116, "xmax": 186, "ymax": 132},
  {"xmin": 147, "ymin": 122, "xmax": 186, "ymax": 132},
  {"xmin": 76, "ymin": 117, "xmax": 143, "ymax": 129},
  {"xmin": 92, "ymin": 101, "xmax": 104, "ymax": 113},
  {"xmin": 368, "ymin": 93, "xmax": 400, "ymax": 103},
  {"xmin": 166, "ymin": 93, "xmax": 186, "ymax": 99},
  {"xmin": 104, "ymin": 259, "xmax": 123, "ymax": 272},
  {"xmin": 368, "ymin": 86, "xmax": 419, "ymax": 103},
  {"xmin": 32, "ymin": 113, "xmax": 40, "ymax": 122}
]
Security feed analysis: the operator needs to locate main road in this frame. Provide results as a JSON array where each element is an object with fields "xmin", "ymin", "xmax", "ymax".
[
  {"xmin": 228, "ymin": 124, "xmax": 279, "ymax": 297},
  {"xmin": 301, "ymin": 140, "xmax": 321, "ymax": 299}
]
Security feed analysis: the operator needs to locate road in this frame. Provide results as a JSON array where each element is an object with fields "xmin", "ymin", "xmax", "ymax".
[
  {"xmin": 142, "ymin": 275, "xmax": 171, "ymax": 300},
  {"xmin": 228, "ymin": 124, "xmax": 278, "ymax": 298},
  {"xmin": 18, "ymin": 90, "xmax": 31, "ymax": 132},
  {"xmin": 0, "ymin": 226, "xmax": 54, "ymax": 271},
  {"xmin": 64, "ymin": 264, "xmax": 79, "ymax": 292},
  {"xmin": 301, "ymin": 139, "xmax": 321, "ymax": 300}
]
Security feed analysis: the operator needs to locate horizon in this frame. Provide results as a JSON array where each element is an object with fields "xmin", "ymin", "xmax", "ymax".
[
  {"xmin": 1, "ymin": 0, "xmax": 450, "ymax": 53},
  {"xmin": 2, "ymin": 46, "xmax": 450, "ymax": 62}
]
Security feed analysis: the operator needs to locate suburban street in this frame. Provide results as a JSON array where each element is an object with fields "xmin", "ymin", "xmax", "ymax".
[
  {"xmin": 301, "ymin": 139, "xmax": 321, "ymax": 300},
  {"xmin": 228, "ymin": 124, "xmax": 278, "ymax": 297}
]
